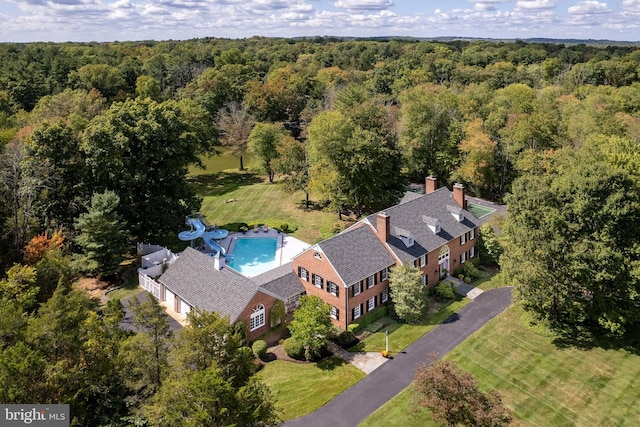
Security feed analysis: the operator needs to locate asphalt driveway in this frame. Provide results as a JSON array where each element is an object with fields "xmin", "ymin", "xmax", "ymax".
[{"xmin": 284, "ymin": 287, "xmax": 513, "ymax": 427}]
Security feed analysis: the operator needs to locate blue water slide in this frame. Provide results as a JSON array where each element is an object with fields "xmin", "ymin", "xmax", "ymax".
[
  {"xmin": 202, "ymin": 236, "xmax": 227, "ymax": 256},
  {"xmin": 178, "ymin": 216, "xmax": 206, "ymax": 241}
]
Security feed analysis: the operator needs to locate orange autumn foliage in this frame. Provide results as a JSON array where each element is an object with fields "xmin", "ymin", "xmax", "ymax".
[{"xmin": 23, "ymin": 229, "xmax": 65, "ymax": 265}]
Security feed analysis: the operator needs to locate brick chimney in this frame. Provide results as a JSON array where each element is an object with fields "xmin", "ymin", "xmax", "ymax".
[
  {"xmin": 453, "ymin": 183, "xmax": 466, "ymax": 209},
  {"xmin": 376, "ymin": 213, "xmax": 390, "ymax": 242},
  {"xmin": 425, "ymin": 176, "xmax": 437, "ymax": 194}
]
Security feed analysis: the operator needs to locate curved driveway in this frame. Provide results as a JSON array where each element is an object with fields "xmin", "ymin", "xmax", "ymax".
[{"xmin": 285, "ymin": 287, "xmax": 513, "ymax": 427}]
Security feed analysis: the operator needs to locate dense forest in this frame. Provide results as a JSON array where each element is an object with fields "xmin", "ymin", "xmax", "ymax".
[{"xmin": 1, "ymin": 37, "xmax": 640, "ymax": 424}]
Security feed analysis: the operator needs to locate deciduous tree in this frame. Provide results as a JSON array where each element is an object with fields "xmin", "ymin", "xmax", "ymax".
[
  {"xmin": 388, "ymin": 264, "xmax": 429, "ymax": 324},
  {"xmin": 414, "ymin": 354, "xmax": 513, "ymax": 427},
  {"xmin": 502, "ymin": 148, "xmax": 640, "ymax": 335},
  {"xmin": 288, "ymin": 295, "xmax": 333, "ymax": 361},
  {"xmin": 217, "ymin": 101, "xmax": 255, "ymax": 171}
]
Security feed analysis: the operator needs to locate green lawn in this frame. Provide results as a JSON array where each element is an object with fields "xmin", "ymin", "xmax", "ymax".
[
  {"xmin": 350, "ymin": 297, "xmax": 470, "ymax": 354},
  {"xmin": 256, "ymin": 356, "xmax": 365, "ymax": 421},
  {"xmin": 359, "ymin": 385, "xmax": 439, "ymax": 427},
  {"xmin": 186, "ymin": 171, "xmax": 346, "ymax": 244},
  {"xmin": 360, "ymin": 304, "xmax": 640, "ymax": 426}
]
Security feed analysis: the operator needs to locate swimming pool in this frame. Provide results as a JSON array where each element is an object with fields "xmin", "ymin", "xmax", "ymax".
[{"xmin": 227, "ymin": 237, "xmax": 278, "ymax": 277}]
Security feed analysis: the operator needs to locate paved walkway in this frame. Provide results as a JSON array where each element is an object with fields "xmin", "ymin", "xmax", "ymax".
[
  {"xmin": 447, "ymin": 275, "xmax": 485, "ymax": 300},
  {"xmin": 285, "ymin": 287, "xmax": 512, "ymax": 427},
  {"xmin": 326, "ymin": 342, "xmax": 388, "ymax": 374}
]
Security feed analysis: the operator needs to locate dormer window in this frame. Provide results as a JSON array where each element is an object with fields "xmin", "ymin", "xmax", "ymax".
[
  {"xmin": 422, "ymin": 216, "xmax": 441, "ymax": 234},
  {"xmin": 395, "ymin": 227, "xmax": 414, "ymax": 248},
  {"xmin": 447, "ymin": 205, "xmax": 465, "ymax": 223}
]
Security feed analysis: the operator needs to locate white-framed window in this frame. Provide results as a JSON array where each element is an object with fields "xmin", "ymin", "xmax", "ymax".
[
  {"xmin": 352, "ymin": 282, "xmax": 362, "ymax": 296},
  {"xmin": 367, "ymin": 296, "xmax": 376, "ymax": 311},
  {"xmin": 422, "ymin": 275, "xmax": 427, "ymax": 286},
  {"xmin": 367, "ymin": 274, "xmax": 376, "ymax": 289},
  {"xmin": 381, "ymin": 267, "xmax": 389, "ymax": 281},
  {"xmin": 381, "ymin": 288, "xmax": 389, "ymax": 303},
  {"xmin": 419, "ymin": 254, "xmax": 426, "ymax": 267},
  {"xmin": 469, "ymin": 246, "xmax": 475, "ymax": 258},
  {"xmin": 250, "ymin": 304, "xmax": 265, "ymax": 331},
  {"xmin": 299, "ymin": 267, "xmax": 308, "ymax": 281},
  {"xmin": 469, "ymin": 228, "xmax": 475, "ymax": 240},
  {"xmin": 330, "ymin": 306, "xmax": 339, "ymax": 320},
  {"xmin": 352, "ymin": 304, "xmax": 362, "ymax": 320},
  {"xmin": 327, "ymin": 281, "xmax": 339, "ymax": 297},
  {"xmin": 460, "ymin": 252, "xmax": 467, "ymax": 264},
  {"xmin": 460, "ymin": 234, "xmax": 466, "ymax": 245},
  {"xmin": 313, "ymin": 274, "xmax": 324, "ymax": 289}
]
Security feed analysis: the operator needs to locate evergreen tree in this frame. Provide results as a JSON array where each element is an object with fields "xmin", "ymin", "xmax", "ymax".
[{"xmin": 74, "ymin": 191, "xmax": 128, "ymax": 278}]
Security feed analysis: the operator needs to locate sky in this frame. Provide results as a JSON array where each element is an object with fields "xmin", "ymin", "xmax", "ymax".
[{"xmin": 1, "ymin": 0, "xmax": 639, "ymax": 43}]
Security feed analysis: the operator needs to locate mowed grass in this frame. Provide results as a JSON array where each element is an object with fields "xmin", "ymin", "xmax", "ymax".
[
  {"xmin": 188, "ymin": 170, "xmax": 346, "ymax": 244},
  {"xmin": 350, "ymin": 297, "xmax": 471, "ymax": 354},
  {"xmin": 359, "ymin": 385, "xmax": 438, "ymax": 427},
  {"xmin": 361, "ymin": 304, "xmax": 640, "ymax": 426},
  {"xmin": 256, "ymin": 356, "xmax": 365, "ymax": 421}
]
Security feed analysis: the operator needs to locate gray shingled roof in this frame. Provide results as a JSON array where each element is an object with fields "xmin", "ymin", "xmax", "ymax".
[
  {"xmin": 158, "ymin": 247, "xmax": 259, "ymax": 322},
  {"xmin": 366, "ymin": 187, "xmax": 480, "ymax": 263},
  {"xmin": 399, "ymin": 191, "xmax": 422, "ymax": 204},
  {"xmin": 252, "ymin": 262, "xmax": 305, "ymax": 300},
  {"xmin": 317, "ymin": 225, "xmax": 396, "ymax": 286}
]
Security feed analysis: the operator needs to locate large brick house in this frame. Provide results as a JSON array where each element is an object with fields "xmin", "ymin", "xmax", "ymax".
[
  {"xmin": 292, "ymin": 178, "xmax": 480, "ymax": 329},
  {"xmin": 142, "ymin": 247, "xmax": 305, "ymax": 341}
]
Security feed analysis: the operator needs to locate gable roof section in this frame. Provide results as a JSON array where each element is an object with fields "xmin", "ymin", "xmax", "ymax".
[
  {"xmin": 399, "ymin": 191, "xmax": 422, "ymax": 204},
  {"xmin": 158, "ymin": 247, "xmax": 258, "ymax": 323},
  {"xmin": 317, "ymin": 224, "xmax": 396, "ymax": 286},
  {"xmin": 366, "ymin": 187, "xmax": 480, "ymax": 263},
  {"xmin": 252, "ymin": 262, "xmax": 305, "ymax": 300}
]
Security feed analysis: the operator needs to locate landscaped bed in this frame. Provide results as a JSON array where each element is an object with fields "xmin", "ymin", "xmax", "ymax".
[{"xmin": 350, "ymin": 296, "xmax": 471, "ymax": 354}]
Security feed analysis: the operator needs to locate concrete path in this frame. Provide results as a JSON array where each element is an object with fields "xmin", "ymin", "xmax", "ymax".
[
  {"xmin": 284, "ymin": 287, "xmax": 512, "ymax": 427},
  {"xmin": 447, "ymin": 275, "xmax": 485, "ymax": 300},
  {"xmin": 326, "ymin": 342, "xmax": 388, "ymax": 374}
]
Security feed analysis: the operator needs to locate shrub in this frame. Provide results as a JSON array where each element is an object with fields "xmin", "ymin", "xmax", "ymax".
[
  {"xmin": 279, "ymin": 223, "xmax": 289, "ymax": 233},
  {"xmin": 283, "ymin": 337, "xmax": 305, "ymax": 360},
  {"xmin": 332, "ymin": 330, "xmax": 358, "ymax": 348},
  {"xmin": 464, "ymin": 276, "xmax": 472, "ymax": 284},
  {"xmin": 435, "ymin": 282, "xmax": 455, "ymax": 300},
  {"xmin": 331, "ymin": 220, "xmax": 347, "ymax": 234},
  {"xmin": 458, "ymin": 274, "xmax": 464, "ymax": 280},
  {"xmin": 348, "ymin": 306, "xmax": 388, "ymax": 333},
  {"xmin": 234, "ymin": 321, "xmax": 247, "ymax": 343},
  {"xmin": 252, "ymin": 340, "xmax": 268, "ymax": 360}
]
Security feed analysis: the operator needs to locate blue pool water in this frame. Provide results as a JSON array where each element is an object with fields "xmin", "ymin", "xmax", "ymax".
[{"xmin": 228, "ymin": 237, "xmax": 278, "ymax": 276}]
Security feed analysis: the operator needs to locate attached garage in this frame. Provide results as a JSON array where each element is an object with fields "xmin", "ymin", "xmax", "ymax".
[{"xmin": 164, "ymin": 288, "xmax": 176, "ymax": 309}]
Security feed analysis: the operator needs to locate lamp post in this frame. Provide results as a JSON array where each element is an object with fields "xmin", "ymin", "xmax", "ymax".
[{"xmin": 385, "ymin": 330, "xmax": 389, "ymax": 355}]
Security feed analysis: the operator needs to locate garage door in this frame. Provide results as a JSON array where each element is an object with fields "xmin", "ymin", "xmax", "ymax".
[{"xmin": 165, "ymin": 289, "xmax": 175, "ymax": 309}]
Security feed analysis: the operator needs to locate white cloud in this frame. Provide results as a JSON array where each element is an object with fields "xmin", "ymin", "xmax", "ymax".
[
  {"xmin": 622, "ymin": 0, "xmax": 640, "ymax": 12},
  {"xmin": 568, "ymin": 1, "xmax": 611, "ymax": 15},
  {"xmin": 516, "ymin": 0, "xmax": 558, "ymax": 10},
  {"xmin": 466, "ymin": 0, "xmax": 510, "ymax": 11},
  {"xmin": 334, "ymin": 0, "xmax": 393, "ymax": 10}
]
